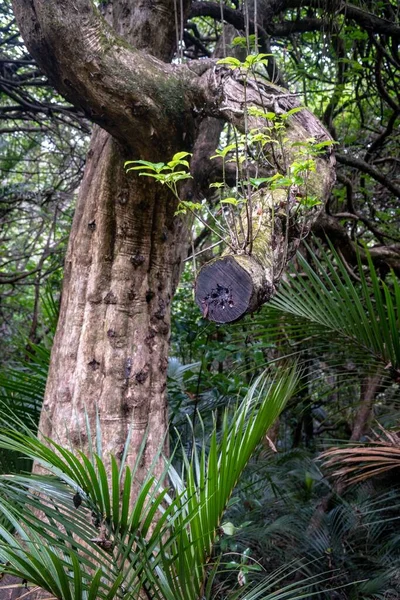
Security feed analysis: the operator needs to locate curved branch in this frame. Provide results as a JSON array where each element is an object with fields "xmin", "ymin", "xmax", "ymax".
[
  {"xmin": 11, "ymin": 0, "xmax": 201, "ymax": 155},
  {"xmin": 190, "ymin": 2, "xmax": 326, "ymax": 39},
  {"xmin": 373, "ymin": 44, "xmax": 400, "ymax": 113},
  {"xmin": 190, "ymin": 2, "xmax": 264, "ymax": 34},
  {"xmin": 333, "ymin": 211, "xmax": 399, "ymax": 244},
  {"xmin": 312, "ymin": 213, "xmax": 400, "ymax": 276},
  {"xmin": 285, "ymin": 1, "xmax": 400, "ymax": 38},
  {"xmin": 336, "ymin": 154, "xmax": 400, "ymax": 198},
  {"xmin": 191, "ymin": 1, "xmax": 400, "ymax": 39},
  {"xmin": 364, "ymin": 110, "xmax": 399, "ymax": 163},
  {"xmin": 195, "ymin": 69, "xmax": 336, "ymax": 322},
  {"xmin": 11, "ymin": 0, "xmax": 336, "ymax": 163},
  {"xmin": 190, "ymin": 2, "xmax": 287, "ymax": 87}
]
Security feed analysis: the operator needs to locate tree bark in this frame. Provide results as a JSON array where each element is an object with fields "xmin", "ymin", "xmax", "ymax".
[
  {"xmin": 195, "ymin": 73, "xmax": 336, "ymax": 322},
  {"xmin": 350, "ymin": 372, "xmax": 382, "ymax": 442},
  {"xmin": 39, "ymin": 126, "xmax": 189, "ymax": 478},
  {"xmin": 7, "ymin": 2, "xmax": 198, "ymax": 597},
  {"xmin": 9, "ymin": 0, "xmax": 199, "ymax": 488}
]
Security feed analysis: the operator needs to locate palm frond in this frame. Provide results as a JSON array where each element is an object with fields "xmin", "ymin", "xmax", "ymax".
[
  {"xmin": 320, "ymin": 426, "xmax": 400, "ymax": 486},
  {"xmin": 166, "ymin": 367, "xmax": 298, "ymax": 598},
  {"xmin": 0, "ymin": 368, "xmax": 298, "ymax": 599},
  {"xmin": 242, "ymin": 241, "xmax": 400, "ymax": 386}
]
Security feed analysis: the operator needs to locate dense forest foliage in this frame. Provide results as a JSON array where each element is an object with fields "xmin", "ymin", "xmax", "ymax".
[{"xmin": 0, "ymin": 0, "xmax": 399, "ymax": 598}]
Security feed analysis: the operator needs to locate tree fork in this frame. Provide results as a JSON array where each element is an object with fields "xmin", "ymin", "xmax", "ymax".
[{"xmin": 11, "ymin": 0, "xmax": 336, "ymax": 462}]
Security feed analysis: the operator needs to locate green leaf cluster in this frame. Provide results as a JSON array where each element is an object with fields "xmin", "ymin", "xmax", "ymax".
[{"xmin": 217, "ymin": 54, "xmax": 273, "ymax": 71}]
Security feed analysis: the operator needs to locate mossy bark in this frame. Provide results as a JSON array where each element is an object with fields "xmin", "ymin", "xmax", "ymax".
[{"xmin": 195, "ymin": 81, "xmax": 336, "ymax": 322}]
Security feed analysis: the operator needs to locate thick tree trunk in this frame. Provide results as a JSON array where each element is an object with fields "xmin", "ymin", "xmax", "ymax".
[
  {"xmin": 39, "ymin": 126, "xmax": 187, "ymax": 478},
  {"xmin": 7, "ymin": 3, "xmax": 196, "ymax": 597},
  {"xmin": 11, "ymin": 0, "xmax": 196, "ymax": 483}
]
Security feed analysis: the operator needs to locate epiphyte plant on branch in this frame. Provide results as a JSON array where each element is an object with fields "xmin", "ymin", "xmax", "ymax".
[
  {"xmin": 126, "ymin": 51, "xmax": 336, "ymax": 324},
  {"xmin": 124, "ymin": 152, "xmax": 228, "ymax": 246}
]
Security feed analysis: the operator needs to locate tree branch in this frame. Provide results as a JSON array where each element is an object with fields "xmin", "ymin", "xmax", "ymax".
[
  {"xmin": 11, "ymin": 0, "xmax": 201, "ymax": 156},
  {"xmin": 285, "ymin": 1, "xmax": 400, "ymax": 38},
  {"xmin": 190, "ymin": 2, "xmax": 326, "ymax": 37},
  {"xmin": 336, "ymin": 154, "xmax": 400, "ymax": 198},
  {"xmin": 312, "ymin": 213, "xmax": 400, "ymax": 275}
]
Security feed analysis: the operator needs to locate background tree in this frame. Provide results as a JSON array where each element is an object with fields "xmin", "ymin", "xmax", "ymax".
[{"xmin": 0, "ymin": 1, "xmax": 89, "ymax": 361}]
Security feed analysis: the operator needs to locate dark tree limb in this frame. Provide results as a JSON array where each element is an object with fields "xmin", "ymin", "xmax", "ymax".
[
  {"xmin": 373, "ymin": 44, "xmax": 400, "ymax": 113},
  {"xmin": 312, "ymin": 213, "xmax": 400, "ymax": 275},
  {"xmin": 191, "ymin": 0, "xmax": 400, "ymax": 38},
  {"xmin": 336, "ymin": 154, "xmax": 400, "ymax": 198},
  {"xmin": 364, "ymin": 109, "xmax": 399, "ymax": 164},
  {"xmin": 191, "ymin": 2, "xmax": 326, "ymax": 37},
  {"xmin": 334, "ymin": 211, "xmax": 399, "ymax": 244},
  {"xmin": 190, "ymin": 2, "xmax": 271, "ymax": 36},
  {"xmin": 285, "ymin": 0, "xmax": 400, "ymax": 38},
  {"xmin": 189, "ymin": 1, "xmax": 288, "ymax": 87}
]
